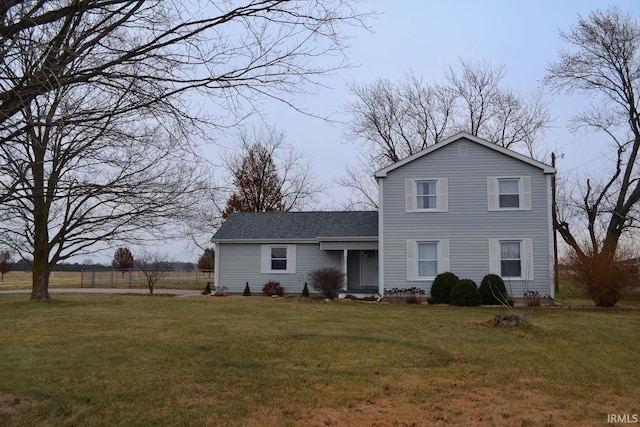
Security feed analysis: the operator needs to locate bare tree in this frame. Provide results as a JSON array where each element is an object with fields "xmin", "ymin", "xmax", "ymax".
[
  {"xmin": 197, "ymin": 248, "xmax": 215, "ymax": 278},
  {"xmin": 0, "ymin": 1, "xmax": 368, "ymax": 300},
  {"xmin": 0, "ymin": 250, "xmax": 13, "ymax": 282},
  {"xmin": 447, "ymin": 60, "xmax": 550, "ymax": 155},
  {"xmin": 546, "ymin": 6, "xmax": 640, "ymax": 306},
  {"xmin": 221, "ymin": 126, "xmax": 325, "ymax": 219},
  {"xmin": 340, "ymin": 60, "xmax": 550, "ymax": 208},
  {"xmin": 112, "ymin": 248, "xmax": 135, "ymax": 279},
  {"xmin": 136, "ymin": 251, "xmax": 170, "ymax": 295}
]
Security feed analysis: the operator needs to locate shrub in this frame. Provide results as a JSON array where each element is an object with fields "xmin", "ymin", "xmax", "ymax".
[
  {"xmin": 302, "ymin": 281, "xmax": 310, "ymax": 297},
  {"xmin": 309, "ymin": 267, "xmax": 345, "ymax": 299},
  {"xmin": 523, "ymin": 290, "xmax": 541, "ymax": 306},
  {"xmin": 565, "ymin": 249, "xmax": 635, "ymax": 307},
  {"xmin": 243, "ymin": 282, "xmax": 251, "ymax": 296},
  {"xmin": 479, "ymin": 274, "xmax": 508, "ymax": 305},
  {"xmin": 430, "ymin": 272, "xmax": 459, "ymax": 304},
  {"xmin": 262, "ymin": 281, "xmax": 284, "ymax": 297},
  {"xmin": 202, "ymin": 281, "xmax": 212, "ymax": 295},
  {"xmin": 450, "ymin": 279, "xmax": 481, "ymax": 306}
]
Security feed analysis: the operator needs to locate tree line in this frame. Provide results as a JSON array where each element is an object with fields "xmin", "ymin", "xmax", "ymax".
[{"xmin": 0, "ymin": 3, "xmax": 638, "ymax": 306}]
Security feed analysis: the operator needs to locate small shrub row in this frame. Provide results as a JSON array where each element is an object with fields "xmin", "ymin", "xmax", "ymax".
[
  {"xmin": 221, "ymin": 280, "xmax": 312, "ymax": 298},
  {"xmin": 430, "ymin": 273, "xmax": 510, "ymax": 307}
]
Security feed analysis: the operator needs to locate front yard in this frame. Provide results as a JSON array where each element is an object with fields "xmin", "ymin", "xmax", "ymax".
[{"xmin": 0, "ymin": 293, "xmax": 638, "ymax": 426}]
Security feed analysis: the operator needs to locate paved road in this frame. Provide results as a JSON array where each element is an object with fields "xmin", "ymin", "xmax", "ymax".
[{"xmin": 0, "ymin": 288, "xmax": 202, "ymax": 296}]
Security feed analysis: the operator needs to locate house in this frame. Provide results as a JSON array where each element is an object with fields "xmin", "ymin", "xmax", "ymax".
[
  {"xmin": 211, "ymin": 211, "xmax": 379, "ymax": 295},
  {"xmin": 212, "ymin": 132, "xmax": 556, "ymax": 299}
]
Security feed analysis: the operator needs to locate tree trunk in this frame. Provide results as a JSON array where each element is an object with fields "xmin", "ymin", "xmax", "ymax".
[{"xmin": 31, "ymin": 252, "xmax": 51, "ymax": 300}]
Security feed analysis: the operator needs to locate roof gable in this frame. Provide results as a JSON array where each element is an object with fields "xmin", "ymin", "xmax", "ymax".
[
  {"xmin": 374, "ymin": 132, "xmax": 555, "ymax": 178},
  {"xmin": 211, "ymin": 211, "xmax": 378, "ymax": 241}
]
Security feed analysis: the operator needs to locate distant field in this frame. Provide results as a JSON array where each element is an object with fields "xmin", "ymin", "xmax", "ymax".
[
  {"xmin": 0, "ymin": 295, "xmax": 638, "ymax": 426},
  {"xmin": 0, "ymin": 270, "xmax": 209, "ymax": 291}
]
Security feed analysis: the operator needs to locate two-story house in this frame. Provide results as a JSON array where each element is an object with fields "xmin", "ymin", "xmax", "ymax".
[{"xmin": 211, "ymin": 132, "xmax": 556, "ymax": 299}]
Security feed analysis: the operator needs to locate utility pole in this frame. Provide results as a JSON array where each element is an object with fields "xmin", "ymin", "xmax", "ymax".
[{"xmin": 551, "ymin": 152, "xmax": 559, "ymax": 295}]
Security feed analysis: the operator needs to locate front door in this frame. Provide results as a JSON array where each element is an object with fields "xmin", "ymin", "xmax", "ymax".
[{"xmin": 360, "ymin": 250, "xmax": 378, "ymax": 287}]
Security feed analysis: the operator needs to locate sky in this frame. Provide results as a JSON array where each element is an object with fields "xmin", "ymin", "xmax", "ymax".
[
  {"xmin": 229, "ymin": 0, "xmax": 639, "ymax": 201},
  {"xmin": 92, "ymin": 0, "xmax": 640, "ymax": 264}
]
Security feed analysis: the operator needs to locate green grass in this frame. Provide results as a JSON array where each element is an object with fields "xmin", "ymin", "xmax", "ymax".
[{"xmin": 0, "ymin": 295, "xmax": 639, "ymax": 426}]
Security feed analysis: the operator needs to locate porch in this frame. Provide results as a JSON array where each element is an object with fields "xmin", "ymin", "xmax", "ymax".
[{"xmin": 319, "ymin": 238, "xmax": 380, "ymax": 296}]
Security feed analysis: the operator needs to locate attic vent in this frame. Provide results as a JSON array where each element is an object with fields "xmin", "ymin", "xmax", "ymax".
[{"xmin": 459, "ymin": 143, "xmax": 468, "ymax": 156}]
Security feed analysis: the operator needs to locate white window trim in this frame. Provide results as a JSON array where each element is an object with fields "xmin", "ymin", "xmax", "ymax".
[
  {"xmin": 487, "ymin": 176, "xmax": 531, "ymax": 211},
  {"xmin": 405, "ymin": 178, "xmax": 448, "ymax": 212},
  {"xmin": 488, "ymin": 238, "xmax": 534, "ymax": 281},
  {"xmin": 261, "ymin": 244, "xmax": 296, "ymax": 274},
  {"xmin": 406, "ymin": 239, "xmax": 450, "ymax": 281}
]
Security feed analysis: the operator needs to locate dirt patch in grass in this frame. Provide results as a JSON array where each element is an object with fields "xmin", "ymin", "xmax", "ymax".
[
  {"xmin": 0, "ymin": 394, "xmax": 37, "ymax": 425},
  {"xmin": 295, "ymin": 389, "xmax": 597, "ymax": 426}
]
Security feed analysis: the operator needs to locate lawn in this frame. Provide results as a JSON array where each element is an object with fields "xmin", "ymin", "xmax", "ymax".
[{"xmin": 0, "ymin": 294, "xmax": 639, "ymax": 426}]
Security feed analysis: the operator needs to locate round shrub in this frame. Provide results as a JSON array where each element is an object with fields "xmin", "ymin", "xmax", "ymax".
[
  {"xmin": 479, "ymin": 274, "xmax": 508, "ymax": 305},
  {"xmin": 450, "ymin": 279, "xmax": 481, "ymax": 306},
  {"xmin": 430, "ymin": 272, "xmax": 459, "ymax": 304}
]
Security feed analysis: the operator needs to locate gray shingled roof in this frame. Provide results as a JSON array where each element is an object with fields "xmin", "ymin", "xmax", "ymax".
[{"xmin": 211, "ymin": 211, "xmax": 378, "ymax": 241}]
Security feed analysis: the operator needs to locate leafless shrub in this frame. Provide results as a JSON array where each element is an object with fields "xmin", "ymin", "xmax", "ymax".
[
  {"xmin": 565, "ymin": 248, "xmax": 636, "ymax": 307},
  {"xmin": 309, "ymin": 268, "xmax": 345, "ymax": 300}
]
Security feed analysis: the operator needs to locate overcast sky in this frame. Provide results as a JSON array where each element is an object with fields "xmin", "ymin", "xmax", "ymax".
[
  {"xmin": 102, "ymin": 0, "xmax": 640, "ymax": 263},
  {"xmin": 211, "ymin": 0, "xmax": 640, "ymax": 201}
]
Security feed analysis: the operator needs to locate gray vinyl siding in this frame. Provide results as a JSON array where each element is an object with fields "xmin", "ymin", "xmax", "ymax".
[
  {"xmin": 381, "ymin": 138, "xmax": 553, "ymax": 298},
  {"xmin": 216, "ymin": 242, "xmax": 342, "ymax": 294}
]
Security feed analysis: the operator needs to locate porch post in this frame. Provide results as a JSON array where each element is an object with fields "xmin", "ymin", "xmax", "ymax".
[{"xmin": 342, "ymin": 249, "xmax": 348, "ymax": 290}]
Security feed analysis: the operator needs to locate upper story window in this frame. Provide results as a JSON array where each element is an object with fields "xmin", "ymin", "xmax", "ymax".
[
  {"xmin": 487, "ymin": 176, "xmax": 531, "ymax": 211},
  {"xmin": 416, "ymin": 180, "xmax": 437, "ymax": 209},
  {"xmin": 499, "ymin": 178, "xmax": 520, "ymax": 208},
  {"xmin": 405, "ymin": 178, "xmax": 448, "ymax": 212}
]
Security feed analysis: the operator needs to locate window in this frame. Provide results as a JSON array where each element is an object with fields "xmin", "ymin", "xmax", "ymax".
[
  {"xmin": 498, "ymin": 179, "xmax": 520, "ymax": 208},
  {"xmin": 500, "ymin": 241, "xmax": 521, "ymax": 277},
  {"xmin": 488, "ymin": 239, "xmax": 534, "ymax": 280},
  {"xmin": 417, "ymin": 242, "xmax": 438, "ymax": 278},
  {"xmin": 406, "ymin": 239, "xmax": 449, "ymax": 281},
  {"xmin": 270, "ymin": 247, "xmax": 287, "ymax": 270},
  {"xmin": 261, "ymin": 245, "xmax": 296, "ymax": 273},
  {"xmin": 487, "ymin": 176, "xmax": 531, "ymax": 211},
  {"xmin": 405, "ymin": 178, "xmax": 448, "ymax": 212},
  {"xmin": 416, "ymin": 180, "xmax": 437, "ymax": 209}
]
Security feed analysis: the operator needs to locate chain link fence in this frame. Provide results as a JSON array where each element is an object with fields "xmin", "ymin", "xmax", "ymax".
[{"xmin": 80, "ymin": 269, "xmax": 214, "ymax": 289}]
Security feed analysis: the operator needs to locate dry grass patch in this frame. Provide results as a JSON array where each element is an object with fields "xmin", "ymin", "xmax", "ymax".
[{"xmin": 0, "ymin": 295, "xmax": 638, "ymax": 426}]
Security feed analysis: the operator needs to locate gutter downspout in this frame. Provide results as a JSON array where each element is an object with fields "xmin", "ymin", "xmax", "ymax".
[
  {"xmin": 378, "ymin": 177, "xmax": 384, "ymax": 300},
  {"xmin": 213, "ymin": 242, "xmax": 220, "ymax": 294}
]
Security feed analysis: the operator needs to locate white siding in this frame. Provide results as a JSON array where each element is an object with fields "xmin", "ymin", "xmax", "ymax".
[
  {"xmin": 380, "ymin": 137, "xmax": 553, "ymax": 298},
  {"xmin": 217, "ymin": 242, "xmax": 342, "ymax": 294}
]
